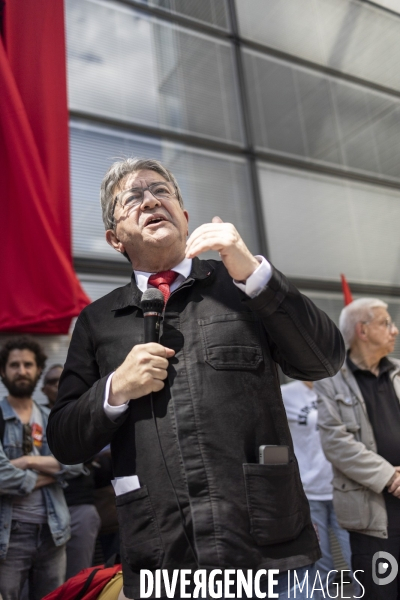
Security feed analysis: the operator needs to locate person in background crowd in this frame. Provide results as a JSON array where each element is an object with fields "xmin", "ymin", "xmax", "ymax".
[
  {"xmin": 47, "ymin": 157, "xmax": 345, "ymax": 599},
  {"xmin": 281, "ymin": 380, "xmax": 354, "ymax": 598},
  {"xmin": 62, "ymin": 460, "xmax": 101, "ymax": 581},
  {"xmin": 41, "ymin": 365, "xmax": 63, "ymax": 410},
  {"xmin": 0, "ymin": 337, "xmax": 81, "ymax": 600},
  {"xmin": 41, "ymin": 362, "xmax": 101, "ymax": 580},
  {"xmin": 91, "ymin": 447, "xmax": 120, "ymax": 564},
  {"xmin": 315, "ymin": 298, "xmax": 400, "ymax": 599}
]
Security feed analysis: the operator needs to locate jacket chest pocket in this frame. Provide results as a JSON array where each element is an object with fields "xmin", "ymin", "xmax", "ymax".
[
  {"xmin": 335, "ymin": 394, "xmax": 360, "ymax": 435},
  {"xmin": 115, "ymin": 485, "xmax": 164, "ymax": 571},
  {"xmin": 198, "ymin": 313, "xmax": 263, "ymax": 370}
]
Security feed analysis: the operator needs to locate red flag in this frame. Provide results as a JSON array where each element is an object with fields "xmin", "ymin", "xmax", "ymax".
[
  {"xmin": 0, "ymin": 0, "xmax": 90, "ymax": 333},
  {"xmin": 340, "ymin": 274, "xmax": 353, "ymax": 306}
]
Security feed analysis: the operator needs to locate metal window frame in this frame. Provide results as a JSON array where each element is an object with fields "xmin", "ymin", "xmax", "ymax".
[{"xmin": 362, "ymin": 0, "xmax": 400, "ymax": 17}]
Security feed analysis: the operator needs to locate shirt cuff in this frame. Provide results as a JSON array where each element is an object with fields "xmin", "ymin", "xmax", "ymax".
[
  {"xmin": 233, "ymin": 256, "xmax": 272, "ymax": 298},
  {"xmin": 104, "ymin": 373, "xmax": 129, "ymax": 421}
]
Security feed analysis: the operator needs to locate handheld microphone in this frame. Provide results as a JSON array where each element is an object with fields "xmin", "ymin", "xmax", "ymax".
[{"xmin": 141, "ymin": 288, "xmax": 164, "ymax": 343}]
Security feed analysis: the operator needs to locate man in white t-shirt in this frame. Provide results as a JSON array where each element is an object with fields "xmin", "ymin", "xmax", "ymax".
[{"xmin": 281, "ymin": 380, "xmax": 353, "ymax": 597}]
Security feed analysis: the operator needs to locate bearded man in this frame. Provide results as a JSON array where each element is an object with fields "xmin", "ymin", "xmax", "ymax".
[{"xmin": 0, "ymin": 337, "xmax": 79, "ymax": 600}]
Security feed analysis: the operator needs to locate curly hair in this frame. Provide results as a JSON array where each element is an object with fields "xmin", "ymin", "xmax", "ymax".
[{"xmin": 0, "ymin": 337, "xmax": 47, "ymax": 373}]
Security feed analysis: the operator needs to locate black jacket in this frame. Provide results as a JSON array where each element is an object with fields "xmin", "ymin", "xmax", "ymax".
[{"xmin": 47, "ymin": 259, "xmax": 345, "ymax": 598}]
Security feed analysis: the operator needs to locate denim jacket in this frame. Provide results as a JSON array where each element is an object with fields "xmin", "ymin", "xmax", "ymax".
[{"xmin": 0, "ymin": 397, "xmax": 81, "ymax": 558}]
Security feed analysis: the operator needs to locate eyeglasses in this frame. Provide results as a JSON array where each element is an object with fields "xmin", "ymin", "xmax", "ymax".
[
  {"xmin": 362, "ymin": 318, "xmax": 397, "ymax": 331},
  {"xmin": 22, "ymin": 424, "xmax": 33, "ymax": 455},
  {"xmin": 112, "ymin": 181, "xmax": 177, "ymax": 219}
]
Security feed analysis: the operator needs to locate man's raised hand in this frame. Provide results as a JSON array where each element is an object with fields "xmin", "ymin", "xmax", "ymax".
[
  {"xmin": 185, "ymin": 216, "xmax": 260, "ymax": 282},
  {"xmin": 109, "ymin": 343, "xmax": 175, "ymax": 406}
]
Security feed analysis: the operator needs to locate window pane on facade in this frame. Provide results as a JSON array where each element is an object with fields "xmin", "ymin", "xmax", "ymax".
[
  {"xmin": 244, "ymin": 51, "xmax": 400, "ymax": 182},
  {"xmin": 236, "ymin": 0, "xmax": 400, "ymax": 92},
  {"xmin": 65, "ymin": 0, "xmax": 243, "ymax": 144},
  {"xmin": 70, "ymin": 120, "xmax": 258, "ymax": 261},
  {"xmin": 258, "ymin": 162, "xmax": 400, "ymax": 286},
  {"xmin": 135, "ymin": 0, "xmax": 231, "ymax": 30}
]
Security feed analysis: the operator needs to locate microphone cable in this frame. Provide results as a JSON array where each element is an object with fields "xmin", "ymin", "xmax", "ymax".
[
  {"xmin": 141, "ymin": 288, "xmax": 200, "ymax": 569},
  {"xmin": 150, "ymin": 392, "xmax": 200, "ymax": 569}
]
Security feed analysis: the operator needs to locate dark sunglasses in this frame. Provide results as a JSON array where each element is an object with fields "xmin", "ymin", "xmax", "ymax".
[{"xmin": 22, "ymin": 424, "xmax": 33, "ymax": 455}]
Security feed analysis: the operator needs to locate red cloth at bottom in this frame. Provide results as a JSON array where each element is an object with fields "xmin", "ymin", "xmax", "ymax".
[{"xmin": 42, "ymin": 564, "xmax": 122, "ymax": 600}]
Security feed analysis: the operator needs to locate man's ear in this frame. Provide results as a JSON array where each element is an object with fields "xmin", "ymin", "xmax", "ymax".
[
  {"xmin": 184, "ymin": 209, "xmax": 189, "ymax": 236},
  {"xmin": 355, "ymin": 321, "xmax": 367, "ymax": 341},
  {"xmin": 106, "ymin": 229, "xmax": 126, "ymax": 254}
]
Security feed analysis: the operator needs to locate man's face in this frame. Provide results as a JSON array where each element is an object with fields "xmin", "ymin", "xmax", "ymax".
[
  {"xmin": 1, "ymin": 349, "xmax": 41, "ymax": 399},
  {"xmin": 106, "ymin": 169, "xmax": 189, "ymax": 271},
  {"xmin": 42, "ymin": 366, "xmax": 63, "ymax": 407},
  {"xmin": 361, "ymin": 307, "xmax": 398, "ymax": 356}
]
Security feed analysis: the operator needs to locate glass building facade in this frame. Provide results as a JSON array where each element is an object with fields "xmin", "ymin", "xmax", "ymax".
[{"xmin": 2, "ymin": 0, "xmax": 400, "ymax": 401}]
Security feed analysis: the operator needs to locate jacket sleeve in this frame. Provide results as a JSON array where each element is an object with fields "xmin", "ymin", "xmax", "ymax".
[
  {"xmin": 54, "ymin": 463, "xmax": 88, "ymax": 489},
  {"xmin": 314, "ymin": 377, "xmax": 395, "ymax": 494},
  {"xmin": 59, "ymin": 464, "xmax": 87, "ymax": 479},
  {"xmin": 47, "ymin": 312, "xmax": 129, "ymax": 464},
  {"xmin": 244, "ymin": 266, "xmax": 345, "ymax": 381},
  {"xmin": 0, "ymin": 442, "xmax": 38, "ymax": 496},
  {"xmin": 40, "ymin": 406, "xmax": 87, "ymax": 480}
]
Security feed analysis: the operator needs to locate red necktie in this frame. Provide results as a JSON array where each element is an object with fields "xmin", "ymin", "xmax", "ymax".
[{"xmin": 148, "ymin": 270, "xmax": 178, "ymax": 306}]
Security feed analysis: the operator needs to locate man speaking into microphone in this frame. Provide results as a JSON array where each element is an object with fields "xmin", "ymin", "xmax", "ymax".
[{"xmin": 47, "ymin": 158, "xmax": 344, "ymax": 599}]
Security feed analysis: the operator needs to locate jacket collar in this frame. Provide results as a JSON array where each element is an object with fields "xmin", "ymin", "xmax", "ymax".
[
  {"xmin": 111, "ymin": 257, "xmax": 214, "ymax": 311},
  {"xmin": 340, "ymin": 356, "xmax": 400, "ymax": 411},
  {"xmin": 0, "ymin": 397, "xmax": 16, "ymax": 420},
  {"xmin": 389, "ymin": 358, "xmax": 400, "ymax": 380},
  {"xmin": 343, "ymin": 354, "xmax": 400, "ymax": 380},
  {"xmin": 0, "ymin": 397, "xmax": 42, "ymax": 421},
  {"xmin": 339, "ymin": 361, "xmax": 367, "ymax": 411}
]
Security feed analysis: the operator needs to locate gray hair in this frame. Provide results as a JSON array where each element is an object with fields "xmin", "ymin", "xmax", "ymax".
[
  {"xmin": 100, "ymin": 157, "xmax": 184, "ymax": 230},
  {"xmin": 339, "ymin": 297, "xmax": 388, "ymax": 348}
]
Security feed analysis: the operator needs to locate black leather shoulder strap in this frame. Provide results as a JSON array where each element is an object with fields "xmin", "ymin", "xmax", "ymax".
[{"xmin": 74, "ymin": 568, "xmax": 101, "ymax": 600}]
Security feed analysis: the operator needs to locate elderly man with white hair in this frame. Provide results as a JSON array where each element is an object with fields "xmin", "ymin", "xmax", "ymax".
[{"xmin": 315, "ymin": 298, "xmax": 400, "ymax": 599}]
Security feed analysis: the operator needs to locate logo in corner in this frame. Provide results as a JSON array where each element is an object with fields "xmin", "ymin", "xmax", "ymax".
[{"xmin": 372, "ymin": 551, "xmax": 398, "ymax": 586}]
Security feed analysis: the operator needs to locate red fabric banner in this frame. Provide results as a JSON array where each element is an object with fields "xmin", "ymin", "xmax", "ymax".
[{"xmin": 0, "ymin": 0, "xmax": 90, "ymax": 333}]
